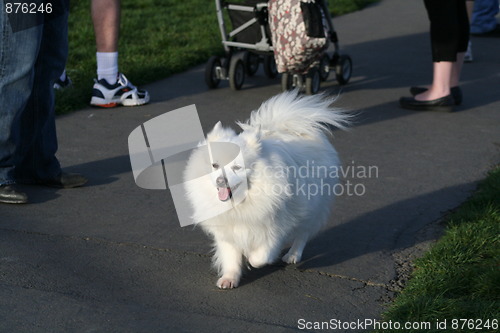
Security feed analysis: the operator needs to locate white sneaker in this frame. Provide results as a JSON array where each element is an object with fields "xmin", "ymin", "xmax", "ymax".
[
  {"xmin": 464, "ymin": 41, "xmax": 473, "ymax": 63},
  {"xmin": 90, "ymin": 73, "xmax": 150, "ymax": 107},
  {"xmin": 54, "ymin": 75, "xmax": 72, "ymax": 90}
]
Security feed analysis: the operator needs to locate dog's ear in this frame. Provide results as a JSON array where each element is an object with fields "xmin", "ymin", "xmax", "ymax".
[
  {"xmin": 213, "ymin": 121, "xmax": 223, "ymax": 131},
  {"xmin": 207, "ymin": 121, "xmax": 236, "ymax": 141},
  {"xmin": 207, "ymin": 121, "xmax": 224, "ymax": 141},
  {"xmin": 207, "ymin": 121, "xmax": 223, "ymax": 139}
]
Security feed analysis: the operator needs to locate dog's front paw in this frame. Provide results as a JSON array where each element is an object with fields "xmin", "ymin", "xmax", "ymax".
[
  {"xmin": 282, "ymin": 253, "xmax": 301, "ymax": 264},
  {"xmin": 217, "ymin": 276, "xmax": 239, "ymax": 289}
]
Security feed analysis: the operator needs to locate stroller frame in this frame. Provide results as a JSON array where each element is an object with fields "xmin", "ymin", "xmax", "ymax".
[
  {"xmin": 216, "ymin": 2, "xmax": 273, "ymax": 53},
  {"xmin": 205, "ymin": 0, "xmax": 278, "ymax": 91}
]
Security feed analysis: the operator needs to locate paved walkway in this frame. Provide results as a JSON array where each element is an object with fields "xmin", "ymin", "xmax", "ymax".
[{"xmin": 1, "ymin": 0, "xmax": 499, "ymax": 331}]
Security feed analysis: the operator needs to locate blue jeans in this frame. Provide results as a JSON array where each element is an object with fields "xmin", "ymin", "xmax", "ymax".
[
  {"xmin": 471, "ymin": 0, "xmax": 499, "ymax": 34},
  {"xmin": 0, "ymin": 1, "xmax": 68, "ymax": 185}
]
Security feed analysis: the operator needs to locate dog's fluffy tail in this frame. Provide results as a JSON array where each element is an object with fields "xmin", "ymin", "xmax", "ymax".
[{"xmin": 237, "ymin": 90, "xmax": 351, "ymax": 139}]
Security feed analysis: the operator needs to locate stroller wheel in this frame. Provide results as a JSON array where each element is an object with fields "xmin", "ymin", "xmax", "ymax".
[
  {"xmin": 306, "ymin": 68, "xmax": 321, "ymax": 95},
  {"xmin": 205, "ymin": 56, "xmax": 222, "ymax": 89},
  {"xmin": 263, "ymin": 55, "xmax": 278, "ymax": 79},
  {"xmin": 319, "ymin": 54, "xmax": 330, "ymax": 82},
  {"xmin": 335, "ymin": 55, "xmax": 353, "ymax": 85},
  {"xmin": 244, "ymin": 52, "xmax": 260, "ymax": 77},
  {"xmin": 281, "ymin": 72, "xmax": 293, "ymax": 92},
  {"xmin": 229, "ymin": 57, "xmax": 245, "ymax": 90}
]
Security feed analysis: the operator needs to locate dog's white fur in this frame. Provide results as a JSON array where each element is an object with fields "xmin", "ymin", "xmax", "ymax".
[{"xmin": 184, "ymin": 91, "xmax": 350, "ymax": 289}]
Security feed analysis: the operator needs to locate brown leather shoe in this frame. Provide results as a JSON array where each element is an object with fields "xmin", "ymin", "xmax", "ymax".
[{"xmin": 0, "ymin": 185, "xmax": 28, "ymax": 204}]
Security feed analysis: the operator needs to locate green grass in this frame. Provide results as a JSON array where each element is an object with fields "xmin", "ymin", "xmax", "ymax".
[
  {"xmin": 56, "ymin": 0, "xmax": 378, "ymax": 114},
  {"xmin": 376, "ymin": 168, "xmax": 500, "ymax": 332}
]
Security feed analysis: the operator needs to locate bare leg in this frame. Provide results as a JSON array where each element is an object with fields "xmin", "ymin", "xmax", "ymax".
[
  {"xmin": 415, "ymin": 61, "xmax": 453, "ymax": 101},
  {"xmin": 89, "ymin": 0, "xmax": 149, "ymax": 105},
  {"xmin": 91, "ymin": 0, "xmax": 121, "ymax": 52}
]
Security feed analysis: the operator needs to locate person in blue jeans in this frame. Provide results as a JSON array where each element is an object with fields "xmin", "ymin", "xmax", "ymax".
[
  {"xmin": 471, "ymin": 0, "xmax": 499, "ymax": 34},
  {"xmin": 0, "ymin": 0, "xmax": 87, "ymax": 204}
]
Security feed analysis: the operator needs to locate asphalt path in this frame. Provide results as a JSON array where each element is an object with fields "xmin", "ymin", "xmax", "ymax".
[{"xmin": 1, "ymin": 0, "xmax": 499, "ymax": 331}]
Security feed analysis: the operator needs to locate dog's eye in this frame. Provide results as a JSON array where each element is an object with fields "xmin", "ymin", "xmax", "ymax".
[
  {"xmin": 212, "ymin": 163, "xmax": 220, "ymax": 169},
  {"xmin": 232, "ymin": 165, "xmax": 242, "ymax": 171}
]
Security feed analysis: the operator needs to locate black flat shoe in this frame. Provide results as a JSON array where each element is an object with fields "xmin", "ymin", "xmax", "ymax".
[
  {"xmin": 0, "ymin": 185, "xmax": 28, "ymax": 204},
  {"xmin": 410, "ymin": 86, "xmax": 462, "ymax": 105},
  {"xmin": 399, "ymin": 94, "xmax": 454, "ymax": 112},
  {"xmin": 37, "ymin": 172, "xmax": 88, "ymax": 189}
]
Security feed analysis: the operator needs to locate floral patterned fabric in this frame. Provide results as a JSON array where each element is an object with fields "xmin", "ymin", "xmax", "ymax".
[{"xmin": 268, "ymin": 0, "xmax": 329, "ymax": 74}]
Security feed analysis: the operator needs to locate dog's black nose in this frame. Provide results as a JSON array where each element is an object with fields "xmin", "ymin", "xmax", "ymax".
[{"xmin": 216, "ymin": 176, "xmax": 228, "ymax": 187}]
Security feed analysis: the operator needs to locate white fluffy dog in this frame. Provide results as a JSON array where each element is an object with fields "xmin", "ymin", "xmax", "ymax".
[{"xmin": 184, "ymin": 90, "xmax": 349, "ymax": 289}]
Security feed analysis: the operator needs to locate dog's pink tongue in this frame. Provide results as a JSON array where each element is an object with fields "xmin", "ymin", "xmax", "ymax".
[{"xmin": 218, "ymin": 187, "xmax": 231, "ymax": 202}]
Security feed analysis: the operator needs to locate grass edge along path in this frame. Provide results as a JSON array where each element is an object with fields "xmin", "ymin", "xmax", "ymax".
[
  {"xmin": 56, "ymin": 0, "xmax": 378, "ymax": 114},
  {"xmin": 375, "ymin": 167, "xmax": 500, "ymax": 333}
]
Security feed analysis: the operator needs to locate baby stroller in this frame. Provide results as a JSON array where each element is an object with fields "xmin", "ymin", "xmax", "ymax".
[
  {"xmin": 269, "ymin": 0, "xmax": 352, "ymax": 94},
  {"xmin": 204, "ymin": 0, "xmax": 278, "ymax": 90},
  {"xmin": 205, "ymin": 0, "xmax": 352, "ymax": 94}
]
